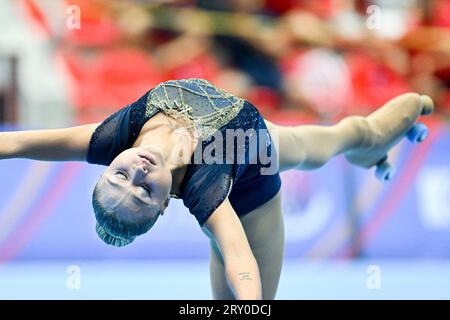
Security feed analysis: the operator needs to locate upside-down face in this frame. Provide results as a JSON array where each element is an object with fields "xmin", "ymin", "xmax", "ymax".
[{"xmin": 94, "ymin": 146, "xmax": 172, "ymax": 238}]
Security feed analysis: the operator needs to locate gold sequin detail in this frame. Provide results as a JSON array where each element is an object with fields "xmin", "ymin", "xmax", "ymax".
[{"xmin": 145, "ymin": 78, "xmax": 245, "ymax": 139}]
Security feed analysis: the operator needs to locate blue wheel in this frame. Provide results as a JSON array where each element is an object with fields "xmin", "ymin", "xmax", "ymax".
[
  {"xmin": 375, "ymin": 160, "xmax": 396, "ymax": 182},
  {"xmin": 406, "ymin": 122, "xmax": 429, "ymax": 144},
  {"xmin": 376, "ymin": 155, "xmax": 388, "ymax": 166}
]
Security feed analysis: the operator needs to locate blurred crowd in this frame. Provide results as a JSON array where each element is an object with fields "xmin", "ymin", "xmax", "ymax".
[{"xmin": 17, "ymin": 0, "xmax": 450, "ymax": 123}]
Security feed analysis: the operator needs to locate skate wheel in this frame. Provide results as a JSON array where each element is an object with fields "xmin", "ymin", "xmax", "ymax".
[
  {"xmin": 406, "ymin": 122, "xmax": 429, "ymax": 143},
  {"xmin": 376, "ymin": 155, "xmax": 388, "ymax": 166},
  {"xmin": 420, "ymin": 95, "xmax": 434, "ymax": 115},
  {"xmin": 375, "ymin": 160, "xmax": 396, "ymax": 182}
]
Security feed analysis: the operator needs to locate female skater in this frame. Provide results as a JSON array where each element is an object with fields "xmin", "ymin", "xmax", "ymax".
[{"xmin": 0, "ymin": 78, "xmax": 433, "ymax": 300}]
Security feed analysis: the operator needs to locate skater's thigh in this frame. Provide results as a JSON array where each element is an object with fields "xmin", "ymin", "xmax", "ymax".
[
  {"xmin": 241, "ymin": 190, "xmax": 285, "ymax": 299},
  {"xmin": 263, "ymin": 118, "xmax": 305, "ymax": 171}
]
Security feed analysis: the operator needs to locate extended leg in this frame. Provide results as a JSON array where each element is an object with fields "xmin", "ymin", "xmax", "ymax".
[
  {"xmin": 265, "ymin": 93, "xmax": 433, "ymax": 173},
  {"xmin": 265, "ymin": 116, "xmax": 365, "ymax": 171}
]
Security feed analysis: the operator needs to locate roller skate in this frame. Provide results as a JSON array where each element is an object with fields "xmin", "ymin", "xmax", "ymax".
[{"xmin": 344, "ymin": 93, "xmax": 434, "ymax": 182}]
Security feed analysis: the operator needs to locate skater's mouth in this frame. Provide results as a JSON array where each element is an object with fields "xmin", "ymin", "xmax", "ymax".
[{"xmin": 138, "ymin": 152, "xmax": 157, "ymax": 166}]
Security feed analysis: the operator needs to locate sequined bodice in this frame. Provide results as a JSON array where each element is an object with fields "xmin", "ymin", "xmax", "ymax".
[{"xmin": 146, "ymin": 78, "xmax": 245, "ymax": 139}]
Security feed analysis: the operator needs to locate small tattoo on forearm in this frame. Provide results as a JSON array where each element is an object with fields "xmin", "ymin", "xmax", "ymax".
[{"xmin": 239, "ymin": 272, "xmax": 252, "ymax": 281}]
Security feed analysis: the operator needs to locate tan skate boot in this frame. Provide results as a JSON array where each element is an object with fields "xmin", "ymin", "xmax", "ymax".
[{"xmin": 344, "ymin": 93, "xmax": 434, "ymax": 181}]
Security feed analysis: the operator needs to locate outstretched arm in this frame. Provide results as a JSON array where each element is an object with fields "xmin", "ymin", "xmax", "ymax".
[
  {"xmin": 203, "ymin": 198, "xmax": 262, "ymax": 300},
  {"xmin": 0, "ymin": 123, "xmax": 100, "ymax": 162}
]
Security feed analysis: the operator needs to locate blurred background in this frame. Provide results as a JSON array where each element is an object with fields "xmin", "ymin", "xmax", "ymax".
[{"xmin": 0, "ymin": 0, "xmax": 449, "ymax": 299}]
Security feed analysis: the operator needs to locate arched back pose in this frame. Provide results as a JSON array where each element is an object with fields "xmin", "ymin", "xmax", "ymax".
[{"xmin": 0, "ymin": 78, "xmax": 433, "ymax": 299}]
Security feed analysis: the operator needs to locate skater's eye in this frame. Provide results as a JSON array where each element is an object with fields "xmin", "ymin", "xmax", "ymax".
[
  {"xmin": 139, "ymin": 185, "xmax": 151, "ymax": 197},
  {"xmin": 115, "ymin": 171, "xmax": 128, "ymax": 180}
]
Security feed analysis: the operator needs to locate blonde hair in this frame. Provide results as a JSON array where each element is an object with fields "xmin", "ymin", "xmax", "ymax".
[
  {"xmin": 95, "ymin": 222, "xmax": 135, "ymax": 247},
  {"xmin": 91, "ymin": 182, "xmax": 158, "ymax": 247}
]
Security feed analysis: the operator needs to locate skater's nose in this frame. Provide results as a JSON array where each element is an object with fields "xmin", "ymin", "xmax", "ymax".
[{"xmin": 132, "ymin": 163, "xmax": 149, "ymax": 182}]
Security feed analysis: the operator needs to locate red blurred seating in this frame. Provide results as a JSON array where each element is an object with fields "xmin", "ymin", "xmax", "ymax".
[{"xmin": 62, "ymin": 48, "xmax": 161, "ymax": 124}]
